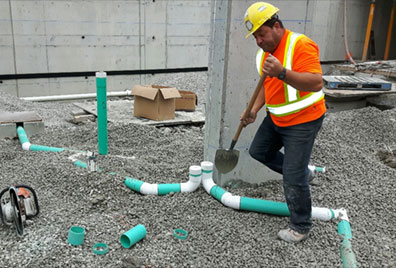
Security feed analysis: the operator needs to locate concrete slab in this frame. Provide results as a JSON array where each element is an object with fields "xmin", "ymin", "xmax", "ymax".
[
  {"xmin": 73, "ymin": 99, "xmax": 205, "ymax": 127},
  {"xmin": 0, "ymin": 111, "xmax": 42, "ymax": 124},
  {"xmin": 23, "ymin": 121, "xmax": 45, "ymax": 137},
  {"xmin": 0, "ymin": 123, "xmax": 16, "ymax": 139}
]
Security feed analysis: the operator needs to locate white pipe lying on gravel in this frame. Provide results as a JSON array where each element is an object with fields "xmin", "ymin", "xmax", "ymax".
[
  {"xmin": 124, "ymin": 165, "xmax": 202, "ymax": 195},
  {"xmin": 200, "ymin": 161, "xmax": 342, "ymax": 221},
  {"xmin": 200, "ymin": 160, "xmax": 357, "ymax": 267},
  {"xmin": 20, "ymin": 90, "xmax": 132, "ymax": 102}
]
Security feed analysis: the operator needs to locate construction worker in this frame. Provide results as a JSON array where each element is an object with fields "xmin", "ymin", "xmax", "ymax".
[{"xmin": 242, "ymin": 2, "xmax": 326, "ymax": 243}]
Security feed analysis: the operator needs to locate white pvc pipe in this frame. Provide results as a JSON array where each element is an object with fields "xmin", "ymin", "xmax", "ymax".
[
  {"xmin": 20, "ymin": 90, "xmax": 132, "ymax": 102},
  {"xmin": 140, "ymin": 183, "xmax": 159, "ymax": 195},
  {"xmin": 180, "ymin": 165, "xmax": 202, "ymax": 192}
]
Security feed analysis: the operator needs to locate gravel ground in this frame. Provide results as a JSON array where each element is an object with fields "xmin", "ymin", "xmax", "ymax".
[{"xmin": 1, "ymin": 72, "xmax": 396, "ymax": 267}]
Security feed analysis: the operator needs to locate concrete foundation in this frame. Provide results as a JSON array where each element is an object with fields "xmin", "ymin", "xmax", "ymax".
[{"xmin": 0, "ymin": 123, "xmax": 17, "ymax": 139}]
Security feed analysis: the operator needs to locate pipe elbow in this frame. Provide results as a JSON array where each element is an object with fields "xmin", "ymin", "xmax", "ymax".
[
  {"xmin": 180, "ymin": 180, "xmax": 200, "ymax": 193},
  {"xmin": 202, "ymin": 177, "xmax": 215, "ymax": 194},
  {"xmin": 140, "ymin": 183, "xmax": 158, "ymax": 195},
  {"xmin": 22, "ymin": 142, "xmax": 31, "ymax": 151},
  {"xmin": 221, "ymin": 192, "xmax": 241, "ymax": 210}
]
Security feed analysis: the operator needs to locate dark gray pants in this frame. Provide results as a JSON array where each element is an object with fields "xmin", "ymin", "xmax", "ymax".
[{"xmin": 249, "ymin": 113, "xmax": 324, "ymax": 233}]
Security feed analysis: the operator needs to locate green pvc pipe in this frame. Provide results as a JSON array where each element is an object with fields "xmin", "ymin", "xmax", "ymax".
[
  {"xmin": 338, "ymin": 220, "xmax": 353, "ymax": 239},
  {"xmin": 96, "ymin": 72, "xmax": 108, "ymax": 155},
  {"xmin": 74, "ymin": 160, "xmax": 88, "ymax": 169},
  {"xmin": 158, "ymin": 184, "xmax": 181, "ymax": 195},
  {"xmin": 125, "ymin": 177, "xmax": 144, "ymax": 192},
  {"xmin": 210, "ymin": 185, "xmax": 227, "ymax": 202},
  {"xmin": 120, "ymin": 224, "xmax": 146, "ymax": 249},
  {"xmin": 30, "ymin": 144, "xmax": 64, "ymax": 152},
  {"xmin": 17, "ymin": 126, "xmax": 29, "ymax": 144},
  {"xmin": 17, "ymin": 126, "xmax": 64, "ymax": 152},
  {"xmin": 240, "ymin": 197, "xmax": 290, "ymax": 216},
  {"xmin": 338, "ymin": 220, "xmax": 357, "ymax": 268}
]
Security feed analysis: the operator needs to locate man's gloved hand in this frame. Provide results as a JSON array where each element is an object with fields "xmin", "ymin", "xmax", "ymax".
[{"xmin": 262, "ymin": 54, "xmax": 284, "ymax": 78}]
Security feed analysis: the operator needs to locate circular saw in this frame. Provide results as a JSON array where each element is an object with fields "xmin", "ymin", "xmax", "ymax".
[{"xmin": 0, "ymin": 185, "xmax": 39, "ymax": 236}]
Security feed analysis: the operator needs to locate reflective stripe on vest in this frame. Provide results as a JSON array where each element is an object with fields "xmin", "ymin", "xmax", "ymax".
[{"xmin": 256, "ymin": 32, "xmax": 324, "ymax": 117}]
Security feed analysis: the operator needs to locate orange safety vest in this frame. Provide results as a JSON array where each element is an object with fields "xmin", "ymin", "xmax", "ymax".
[{"xmin": 256, "ymin": 29, "xmax": 326, "ymax": 127}]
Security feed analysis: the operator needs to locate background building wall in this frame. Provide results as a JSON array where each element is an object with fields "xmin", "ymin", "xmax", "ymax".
[{"xmin": 0, "ymin": 0, "xmax": 211, "ymax": 97}]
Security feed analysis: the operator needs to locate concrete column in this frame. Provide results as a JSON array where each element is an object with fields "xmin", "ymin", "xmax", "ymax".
[{"xmin": 204, "ymin": 0, "xmax": 281, "ymax": 186}]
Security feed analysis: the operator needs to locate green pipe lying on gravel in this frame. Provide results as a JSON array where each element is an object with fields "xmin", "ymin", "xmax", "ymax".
[
  {"xmin": 17, "ymin": 126, "xmax": 64, "ymax": 152},
  {"xmin": 338, "ymin": 220, "xmax": 357, "ymax": 268},
  {"xmin": 17, "ymin": 126, "xmax": 90, "ymax": 169},
  {"xmin": 124, "ymin": 166, "xmax": 202, "ymax": 195}
]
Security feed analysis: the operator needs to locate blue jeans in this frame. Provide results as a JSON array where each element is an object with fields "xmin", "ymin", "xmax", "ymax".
[{"xmin": 249, "ymin": 114, "xmax": 324, "ymax": 234}]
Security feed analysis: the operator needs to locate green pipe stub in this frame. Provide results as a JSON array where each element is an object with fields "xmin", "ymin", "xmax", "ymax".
[
  {"xmin": 93, "ymin": 243, "xmax": 109, "ymax": 255},
  {"xmin": 67, "ymin": 226, "xmax": 85, "ymax": 246},
  {"xmin": 173, "ymin": 229, "xmax": 188, "ymax": 240},
  {"xmin": 120, "ymin": 224, "xmax": 146, "ymax": 249}
]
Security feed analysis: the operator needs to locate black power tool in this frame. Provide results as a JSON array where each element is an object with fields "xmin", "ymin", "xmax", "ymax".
[{"xmin": 0, "ymin": 185, "xmax": 39, "ymax": 236}]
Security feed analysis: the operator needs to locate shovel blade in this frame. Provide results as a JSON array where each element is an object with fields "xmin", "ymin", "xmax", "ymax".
[{"xmin": 214, "ymin": 149, "xmax": 240, "ymax": 174}]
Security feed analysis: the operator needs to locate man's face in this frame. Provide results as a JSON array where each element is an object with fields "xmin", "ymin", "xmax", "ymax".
[{"xmin": 253, "ymin": 23, "xmax": 281, "ymax": 53}]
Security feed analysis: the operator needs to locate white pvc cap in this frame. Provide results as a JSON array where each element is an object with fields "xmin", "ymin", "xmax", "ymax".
[
  {"xmin": 189, "ymin": 165, "xmax": 201, "ymax": 175},
  {"xmin": 200, "ymin": 161, "xmax": 213, "ymax": 171},
  {"xmin": 95, "ymin": 72, "xmax": 107, "ymax": 78}
]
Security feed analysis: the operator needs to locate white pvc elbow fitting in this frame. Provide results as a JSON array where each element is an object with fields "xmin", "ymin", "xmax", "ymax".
[{"xmin": 181, "ymin": 165, "xmax": 202, "ymax": 192}]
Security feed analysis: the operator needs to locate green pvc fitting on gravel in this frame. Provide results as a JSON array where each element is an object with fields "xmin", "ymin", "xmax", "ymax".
[
  {"xmin": 74, "ymin": 160, "xmax": 88, "ymax": 169},
  {"xmin": 29, "ymin": 144, "xmax": 64, "ymax": 152},
  {"xmin": 96, "ymin": 72, "xmax": 108, "ymax": 155},
  {"xmin": 120, "ymin": 224, "xmax": 146, "ymax": 249},
  {"xmin": 240, "ymin": 197, "xmax": 290, "ymax": 216},
  {"xmin": 210, "ymin": 185, "xmax": 227, "ymax": 202},
  {"xmin": 125, "ymin": 177, "xmax": 144, "ymax": 192},
  {"xmin": 158, "ymin": 184, "xmax": 181, "ymax": 195}
]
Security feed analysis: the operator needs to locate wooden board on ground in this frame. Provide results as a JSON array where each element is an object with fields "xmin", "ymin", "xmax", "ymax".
[{"xmin": 73, "ymin": 99, "xmax": 205, "ymax": 126}]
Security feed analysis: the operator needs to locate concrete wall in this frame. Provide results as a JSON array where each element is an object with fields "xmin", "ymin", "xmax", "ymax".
[
  {"xmin": 204, "ymin": 0, "xmax": 396, "ymax": 186},
  {"xmin": 0, "ymin": 0, "xmax": 211, "ymax": 97}
]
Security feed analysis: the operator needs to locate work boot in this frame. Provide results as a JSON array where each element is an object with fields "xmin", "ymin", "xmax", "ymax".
[{"xmin": 277, "ymin": 228, "xmax": 309, "ymax": 243}]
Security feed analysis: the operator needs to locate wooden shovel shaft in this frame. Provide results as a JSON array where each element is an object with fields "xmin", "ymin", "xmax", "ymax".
[{"xmin": 230, "ymin": 74, "xmax": 266, "ymax": 150}]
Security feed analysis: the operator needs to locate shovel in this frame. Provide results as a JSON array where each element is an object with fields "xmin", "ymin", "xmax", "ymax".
[{"xmin": 214, "ymin": 74, "xmax": 267, "ymax": 174}]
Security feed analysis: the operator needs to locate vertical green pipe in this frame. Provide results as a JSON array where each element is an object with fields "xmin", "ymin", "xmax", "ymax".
[{"xmin": 96, "ymin": 72, "xmax": 108, "ymax": 155}]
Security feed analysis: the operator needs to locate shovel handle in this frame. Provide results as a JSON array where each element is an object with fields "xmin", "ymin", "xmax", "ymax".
[{"xmin": 230, "ymin": 74, "xmax": 267, "ymax": 149}]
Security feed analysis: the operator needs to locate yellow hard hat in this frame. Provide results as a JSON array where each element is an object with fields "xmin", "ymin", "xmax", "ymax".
[{"xmin": 244, "ymin": 2, "xmax": 280, "ymax": 38}]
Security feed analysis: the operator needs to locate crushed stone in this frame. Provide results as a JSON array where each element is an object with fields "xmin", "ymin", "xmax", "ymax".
[{"xmin": 1, "ymin": 77, "xmax": 396, "ymax": 267}]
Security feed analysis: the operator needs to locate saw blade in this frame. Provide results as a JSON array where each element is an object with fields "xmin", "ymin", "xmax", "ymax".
[{"xmin": 9, "ymin": 187, "xmax": 24, "ymax": 237}]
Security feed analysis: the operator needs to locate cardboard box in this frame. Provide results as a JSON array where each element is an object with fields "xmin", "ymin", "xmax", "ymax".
[
  {"xmin": 132, "ymin": 85, "xmax": 181, "ymax": 121},
  {"xmin": 175, "ymin": 90, "xmax": 197, "ymax": 111}
]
